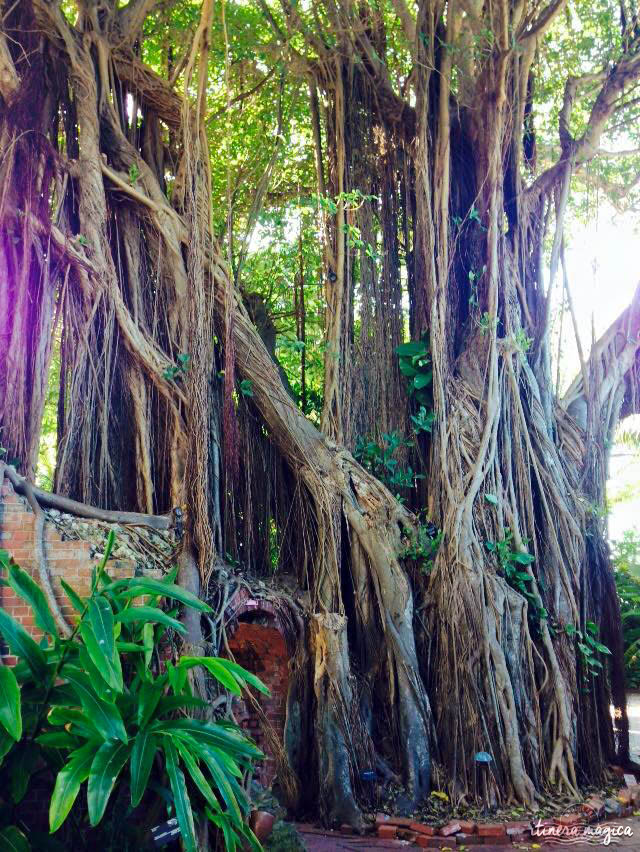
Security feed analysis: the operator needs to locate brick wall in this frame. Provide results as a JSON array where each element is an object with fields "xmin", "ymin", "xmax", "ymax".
[
  {"xmin": 228, "ymin": 619, "xmax": 289, "ymax": 788},
  {"xmin": 0, "ymin": 480, "xmax": 136, "ymax": 661}
]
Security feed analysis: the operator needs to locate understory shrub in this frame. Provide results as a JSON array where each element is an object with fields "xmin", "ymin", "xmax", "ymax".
[{"xmin": 0, "ymin": 535, "xmax": 267, "ymax": 851}]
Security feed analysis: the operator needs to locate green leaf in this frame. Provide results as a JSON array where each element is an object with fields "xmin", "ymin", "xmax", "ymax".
[
  {"xmin": 80, "ymin": 621, "xmax": 123, "ymax": 693},
  {"xmin": 9, "ymin": 742, "xmax": 40, "ymax": 803},
  {"xmin": 163, "ymin": 738, "xmax": 197, "ymax": 852},
  {"xmin": 130, "ymin": 730, "xmax": 158, "ymax": 808},
  {"xmin": 114, "ymin": 606, "xmax": 186, "ymax": 634},
  {"xmin": 0, "ymin": 609, "xmax": 47, "ymax": 679},
  {"xmin": 204, "ymin": 658, "xmax": 270, "ymax": 697},
  {"xmin": 0, "ymin": 826, "xmax": 30, "ymax": 852},
  {"xmin": 0, "ymin": 665, "xmax": 21, "ymax": 740},
  {"xmin": 88, "ymin": 596, "xmax": 119, "ymax": 668},
  {"xmin": 513, "ymin": 552, "xmax": 535, "ymax": 565},
  {"xmin": 78, "ymin": 645, "xmax": 117, "ymax": 702},
  {"xmin": 178, "ymin": 657, "xmax": 242, "ymax": 694},
  {"xmin": 199, "ymin": 743, "xmax": 243, "ymax": 820},
  {"xmin": 36, "ymin": 732, "xmax": 79, "ymax": 749},
  {"xmin": 62, "ymin": 667, "xmax": 127, "ymax": 743},
  {"xmin": 108, "ymin": 578, "xmax": 212, "ymax": 613},
  {"xmin": 153, "ymin": 719, "xmax": 263, "ymax": 760},
  {"xmin": 174, "ymin": 739, "xmax": 220, "ymax": 809},
  {"xmin": 88, "ymin": 739, "xmax": 131, "ymax": 826},
  {"xmin": 49, "ymin": 743, "xmax": 96, "ymax": 833},
  {"xmin": 59, "ymin": 580, "xmax": 86, "ymax": 614},
  {"xmin": 398, "ymin": 359, "xmax": 418, "ymax": 377},
  {"xmin": 484, "ymin": 493, "xmax": 498, "ymax": 505},
  {"xmin": 592, "ymin": 640, "xmax": 611, "ymax": 654},
  {"xmin": 413, "ymin": 372, "xmax": 432, "ymax": 390},
  {"xmin": 137, "ymin": 680, "xmax": 164, "ymax": 728},
  {"xmin": 7, "ymin": 563, "xmax": 57, "ymax": 636},
  {"xmin": 395, "ymin": 341, "xmax": 427, "ymax": 357},
  {"xmin": 0, "ymin": 728, "xmax": 15, "ymax": 765}
]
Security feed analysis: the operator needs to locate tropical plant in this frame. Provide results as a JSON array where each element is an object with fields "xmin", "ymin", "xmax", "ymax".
[
  {"xmin": 612, "ymin": 530, "xmax": 640, "ymax": 687},
  {"xmin": 0, "ymin": 537, "xmax": 266, "ymax": 851}
]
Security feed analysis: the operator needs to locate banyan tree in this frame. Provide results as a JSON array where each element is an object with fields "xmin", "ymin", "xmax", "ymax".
[{"xmin": 2, "ymin": 0, "xmax": 640, "ymax": 830}]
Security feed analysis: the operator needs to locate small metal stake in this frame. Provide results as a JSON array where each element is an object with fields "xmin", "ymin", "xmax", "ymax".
[{"xmin": 474, "ymin": 751, "xmax": 493, "ymax": 816}]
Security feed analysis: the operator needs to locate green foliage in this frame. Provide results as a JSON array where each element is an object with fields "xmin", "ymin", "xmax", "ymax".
[
  {"xmin": 564, "ymin": 621, "xmax": 611, "ymax": 679},
  {"xmin": 485, "ymin": 529, "xmax": 547, "ymax": 622},
  {"xmin": 400, "ymin": 521, "xmax": 442, "ymax": 574},
  {"xmin": 354, "ymin": 432, "xmax": 423, "ymax": 501},
  {"xmin": 163, "ymin": 353, "xmax": 190, "ymax": 382},
  {"xmin": 396, "ymin": 337, "xmax": 433, "ymax": 409},
  {"xmin": 0, "ymin": 548, "xmax": 265, "ymax": 851},
  {"xmin": 612, "ymin": 530, "xmax": 640, "ymax": 687}
]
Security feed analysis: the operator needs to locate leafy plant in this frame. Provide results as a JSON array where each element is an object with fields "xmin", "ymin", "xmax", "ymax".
[
  {"xmin": 128, "ymin": 163, "xmax": 140, "ymax": 185},
  {"xmin": 612, "ymin": 530, "xmax": 640, "ymax": 687},
  {"xmin": 239, "ymin": 378, "xmax": 254, "ymax": 397},
  {"xmin": 485, "ymin": 529, "xmax": 547, "ymax": 622},
  {"xmin": 163, "ymin": 353, "xmax": 190, "ymax": 382},
  {"xmin": 400, "ymin": 521, "xmax": 442, "ymax": 574},
  {"xmin": 354, "ymin": 432, "xmax": 423, "ymax": 500},
  {"xmin": 396, "ymin": 337, "xmax": 433, "ymax": 409},
  {"xmin": 410, "ymin": 406, "xmax": 435, "ymax": 435},
  {"xmin": 565, "ymin": 621, "xmax": 611, "ymax": 679},
  {"xmin": 0, "ymin": 539, "xmax": 265, "ymax": 851}
]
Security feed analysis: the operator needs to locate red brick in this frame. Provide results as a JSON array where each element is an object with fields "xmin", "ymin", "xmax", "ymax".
[
  {"xmin": 440, "ymin": 822, "xmax": 461, "ymax": 837},
  {"xmin": 457, "ymin": 820, "xmax": 476, "ymax": 834},
  {"xmin": 416, "ymin": 838, "xmax": 456, "ymax": 849},
  {"xmin": 456, "ymin": 834, "xmax": 483, "ymax": 846},
  {"xmin": 411, "ymin": 822, "xmax": 436, "ymax": 836},
  {"xmin": 398, "ymin": 829, "xmax": 418, "ymax": 841},
  {"xmin": 377, "ymin": 825, "xmax": 396, "ymax": 839},
  {"xmin": 477, "ymin": 824, "xmax": 505, "ymax": 837},
  {"xmin": 482, "ymin": 835, "xmax": 510, "ymax": 845}
]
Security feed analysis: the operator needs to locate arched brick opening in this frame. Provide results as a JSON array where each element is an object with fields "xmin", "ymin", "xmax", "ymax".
[{"xmin": 226, "ymin": 593, "xmax": 289, "ymax": 788}]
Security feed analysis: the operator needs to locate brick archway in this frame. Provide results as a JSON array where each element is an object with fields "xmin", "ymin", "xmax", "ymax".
[{"xmin": 225, "ymin": 591, "xmax": 289, "ymax": 788}]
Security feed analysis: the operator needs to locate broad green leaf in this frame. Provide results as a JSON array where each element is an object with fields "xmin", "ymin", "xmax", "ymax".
[
  {"xmin": 592, "ymin": 640, "xmax": 611, "ymax": 654},
  {"xmin": 413, "ymin": 372, "xmax": 432, "ymax": 389},
  {"xmin": 0, "ymin": 826, "xmax": 30, "ymax": 852},
  {"xmin": 153, "ymin": 718, "xmax": 263, "ymax": 760},
  {"xmin": 130, "ymin": 730, "xmax": 158, "ymax": 807},
  {"xmin": 155, "ymin": 695, "xmax": 208, "ymax": 716},
  {"xmin": 163, "ymin": 738, "xmax": 197, "ymax": 852},
  {"xmin": 199, "ymin": 743, "xmax": 243, "ymax": 820},
  {"xmin": 178, "ymin": 657, "xmax": 241, "ymax": 694},
  {"xmin": 87, "ymin": 739, "xmax": 131, "ymax": 826},
  {"xmin": 78, "ymin": 645, "xmax": 117, "ymax": 702},
  {"xmin": 484, "ymin": 493, "xmax": 498, "ymax": 505},
  {"xmin": 174, "ymin": 739, "xmax": 220, "ymax": 810},
  {"xmin": 9, "ymin": 742, "xmax": 40, "ymax": 803},
  {"xmin": 0, "ymin": 728, "xmax": 15, "ymax": 765},
  {"xmin": 80, "ymin": 621, "xmax": 123, "ymax": 693},
  {"xmin": 0, "ymin": 609, "xmax": 47, "ymax": 679},
  {"xmin": 114, "ymin": 606, "xmax": 186, "ymax": 634},
  {"xmin": 137, "ymin": 680, "xmax": 163, "ymax": 728},
  {"xmin": 62, "ymin": 667, "xmax": 127, "ymax": 743},
  {"xmin": 395, "ymin": 341, "xmax": 427, "ymax": 357},
  {"xmin": 513, "ymin": 552, "xmax": 535, "ymax": 565},
  {"xmin": 49, "ymin": 742, "xmax": 96, "ymax": 832},
  {"xmin": 36, "ymin": 731, "xmax": 79, "ymax": 749},
  {"xmin": 0, "ymin": 665, "xmax": 21, "ymax": 739},
  {"xmin": 108, "ymin": 578, "xmax": 212, "ymax": 612},
  {"xmin": 202, "ymin": 657, "xmax": 270, "ymax": 697},
  {"xmin": 167, "ymin": 662, "xmax": 188, "ymax": 694},
  {"xmin": 8, "ymin": 563, "xmax": 57, "ymax": 636},
  {"xmin": 59, "ymin": 580, "xmax": 86, "ymax": 614}
]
